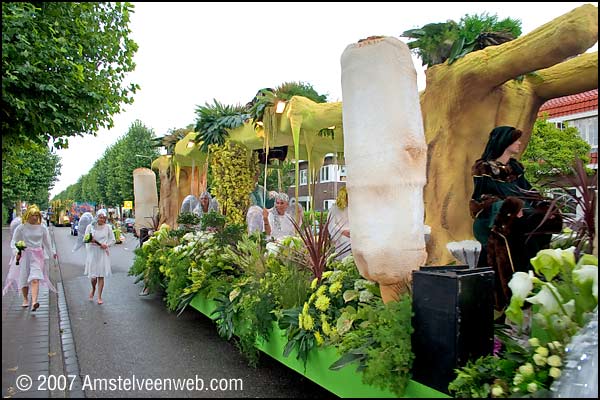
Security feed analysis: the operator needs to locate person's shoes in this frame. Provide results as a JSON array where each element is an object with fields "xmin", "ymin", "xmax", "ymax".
[
  {"xmin": 139, "ymin": 287, "xmax": 150, "ymax": 297},
  {"xmin": 97, "ymin": 299, "xmax": 103, "ymax": 305},
  {"xmin": 31, "ymin": 302, "xmax": 40, "ymax": 311},
  {"xmin": 21, "ymin": 302, "xmax": 29, "ymax": 308}
]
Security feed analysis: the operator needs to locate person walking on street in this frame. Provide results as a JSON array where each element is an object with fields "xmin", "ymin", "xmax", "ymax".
[
  {"xmin": 3, "ymin": 205, "xmax": 57, "ymax": 311},
  {"xmin": 84, "ymin": 209, "xmax": 115, "ymax": 305}
]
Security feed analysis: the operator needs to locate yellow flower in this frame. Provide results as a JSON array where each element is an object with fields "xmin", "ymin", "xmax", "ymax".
[
  {"xmin": 310, "ymin": 278, "xmax": 318, "ymax": 290},
  {"xmin": 322, "ymin": 271, "xmax": 333, "ymax": 279},
  {"xmin": 302, "ymin": 302, "xmax": 310, "ymax": 314},
  {"xmin": 314, "ymin": 331, "xmax": 324, "ymax": 346},
  {"xmin": 547, "ymin": 355, "xmax": 562, "ymax": 367},
  {"xmin": 329, "ymin": 281, "xmax": 343, "ymax": 295},
  {"xmin": 527, "ymin": 382, "xmax": 538, "ymax": 393},
  {"xmin": 535, "ymin": 346, "xmax": 549, "ymax": 357},
  {"xmin": 298, "ymin": 314, "xmax": 304, "ymax": 330},
  {"xmin": 549, "ymin": 367, "xmax": 561, "ymax": 379},
  {"xmin": 519, "ymin": 363, "xmax": 534, "ymax": 377},
  {"xmin": 491, "ymin": 385, "xmax": 504, "ymax": 397},
  {"xmin": 315, "ymin": 295, "xmax": 330, "ymax": 312},
  {"xmin": 528, "ymin": 337, "xmax": 540, "ymax": 347},
  {"xmin": 321, "ymin": 319, "xmax": 331, "ymax": 336},
  {"xmin": 316, "ymin": 285, "xmax": 327, "ymax": 296},
  {"xmin": 533, "ymin": 353, "xmax": 547, "ymax": 366},
  {"xmin": 303, "ymin": 314, "xmax": 314, "ymax": 330}
]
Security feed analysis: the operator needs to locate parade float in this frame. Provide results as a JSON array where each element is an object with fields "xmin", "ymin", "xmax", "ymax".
[{"xmin": 131, "ymin": 4, "xmax": 598, "ymax": 398}]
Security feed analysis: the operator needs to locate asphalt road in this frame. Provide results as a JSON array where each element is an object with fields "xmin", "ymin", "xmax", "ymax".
[{"xmin": 4, "ymin": 225, "xmax": 335, "ymax": 398}]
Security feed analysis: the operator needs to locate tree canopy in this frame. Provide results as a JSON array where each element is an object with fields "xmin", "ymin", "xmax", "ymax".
[
  {"xmin": 2, "ymin": 143, "xmax": 61, "ymax": 210},
  {"xmin": 2, "ymin": 2, "xmax": 139, "ymax": 153},
  {"xmin": 53, "ymin": 121, "xmax": 159, "ymax": 207},
  {"xmin": 522, "ymin": 118, "xmax": 592, "ymax": 186}
]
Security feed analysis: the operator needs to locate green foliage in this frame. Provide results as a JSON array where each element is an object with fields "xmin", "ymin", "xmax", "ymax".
[
  {"xmin": 209, "ymin": 140, "xmax": 255, "ymax": 226},
  {"xmin": 522, "ymin": 118, "xmax": 592, "ymax": 186},
  {"xmin": 2, "ymin": 142, "xmax": 61, "ymax": 209},
  {"xmin": 200, "ymin": 210, "xmax": 226, "ymax": 232},
  {"xmin": 177, "ymin": 212, "xmax": 201, "ymax": 226},
  {"xmin": 2, "ymin": 2, "xmax": 139, "ymax": 155},
  {"xmin": 542, "ymin": 159, "xmax": 597, "ymax": 256},
  {"xmin": 194, "ymin": 100, "xmax": 249, "ymax": 152},
  {"xmin": 248, "ymin": 82, "xmax": 328, "ymax": 125},
  {"xmin": 332, "ymin": 296, "xmax": 414, "ymax": 397},
  {"xmin": 401, "ymin": 13, "xmax": 521, "ymax": 67},
  {"xmin": 448, "ymin": 354, "xmax": 517, "ymax": 398},
  {"xmin": 52, "ymin": 120, "xmax": 159, "ymax": 206}
]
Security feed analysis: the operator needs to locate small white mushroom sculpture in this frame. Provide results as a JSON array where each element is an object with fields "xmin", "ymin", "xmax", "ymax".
[
  {"xmin": 341, "ymin": 36, "xmax": 428, "ymax": 303},
  {"xmin": 446, "ymin": 240, "xmax": 482, "ymax": 269}
]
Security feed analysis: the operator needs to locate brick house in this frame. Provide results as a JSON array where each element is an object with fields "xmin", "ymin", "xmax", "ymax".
[{"xmin": 287, "ymin": 154, "xmax": 346, "ymax": 212}]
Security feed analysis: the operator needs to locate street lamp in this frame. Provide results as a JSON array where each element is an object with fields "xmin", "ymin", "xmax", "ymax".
[{"xmin": 135, "ymin": 154, "xmax": 153, "ymax": 169}]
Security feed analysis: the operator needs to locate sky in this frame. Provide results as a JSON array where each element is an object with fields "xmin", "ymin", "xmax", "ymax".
[{"xmin": 49, "ymin": 2, "xmax": 599, "ymax": 198}]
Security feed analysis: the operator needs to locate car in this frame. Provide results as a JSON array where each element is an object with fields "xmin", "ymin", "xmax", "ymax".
[
  {"xmin": 70, "ymin": 220, "xmax": 79, "ymax": 236},
  {"xmin": 123, "ymin": 218, "xmax": 136, "ymax": 233}
]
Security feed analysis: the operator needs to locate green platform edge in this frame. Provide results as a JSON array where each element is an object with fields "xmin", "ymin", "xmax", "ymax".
[{"xmin": 190, "ymin": 292, "xmax": 448, "ymax": 398}]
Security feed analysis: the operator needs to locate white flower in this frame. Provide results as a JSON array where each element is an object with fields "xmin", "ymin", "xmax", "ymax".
[
  {"xmin": 519, "ymin": 363, "xmax": 534, "ymax": 377},
  {"xmin": 266, "ymin": 242, "xmax": 280, "ymax": 255},
  {"xmin": 549, "ymin": 367, "xmax": 561, "ymax": 379},
  {"xmin": 528, "ymin": 337, "xmax": 540, "ymax": 347},
  {"xmin": 527, "ymin": 382, "xmax": 538, "ymax": 393},
  {"xmin": 359, "ymin": 290, "xmax": 374, "ymax": 303},
  {"xmin": 509, "ymin": 271, "xmax": 534, "ymax": 299},
  {"xmin": 547, "ymin": 355, "xmax": 562, "ymax": 367},
  {"xmin": 491, "ymin": 386, "xmax": 504, "ymax": 397},
  {"xmin": 182, "ymin": 232, "xmax": 195, "ymax": 242},
  {"xmin": 526, "ymin": 284, "xmax": 563, "ymax": 315},
  {"xmin": 533, "ymin": 353, "xmax": 547, "ymax": 366},
  {"xmin": 535, "ymin": 346, "xmax": 549, "ymax": 357},
  {"xmin": 573, "ymin": 264, "xmax": 598, "ymax": 301}
]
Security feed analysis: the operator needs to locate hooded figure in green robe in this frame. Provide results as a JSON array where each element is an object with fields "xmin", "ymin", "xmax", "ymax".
[{"xmin": 469, "ymin": 126, "xmax": 562, "ymax": 311}]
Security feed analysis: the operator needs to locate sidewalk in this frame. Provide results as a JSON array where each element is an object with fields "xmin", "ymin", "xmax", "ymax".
[
  {"xmin": 1, "ymin": 226, "xmax": 84, "ymax": 398},
  {"xmin": 2, "ymin": 287, "xmax": 51, "ymax": 398}
]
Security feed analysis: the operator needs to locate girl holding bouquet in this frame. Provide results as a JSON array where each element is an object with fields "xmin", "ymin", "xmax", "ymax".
[
  {"xmin": 3, "ymin": 205, "xmax": 57, "ymax": 311},
  {"xmin": 84, "ymin": 210, "xmax": 115, "ymax": 304}
]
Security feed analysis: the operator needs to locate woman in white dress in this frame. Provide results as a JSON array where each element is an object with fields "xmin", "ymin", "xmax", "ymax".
[
  {"xmin": 84, "ymin": 210, "xmax": 115, "ymax": 304},
  {"xmin": 4, "ymin": 205, "xmax": 57, "ymax": 310},
  {"xmin": 327, "ymin": 186, "xmax": 352, "ymax": 260},
  {"xmin": 262, "ymin": 192, "xmax": 299, "ymax": 241}
]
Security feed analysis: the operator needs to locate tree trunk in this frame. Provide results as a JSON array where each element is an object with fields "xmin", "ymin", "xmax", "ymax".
[{"xmin": 422, "ymin": 4, "xmax": 598, "ymax": 265}]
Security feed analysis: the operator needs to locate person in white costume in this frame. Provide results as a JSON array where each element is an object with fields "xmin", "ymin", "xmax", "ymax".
[
  {"xmin": 327, "ymin": 186, "xmax": 351, "ymax": 260},
  {"xmin": 193, "ymin": 191, "xmax": 219, "ymax": 219},
  {"xmin": 84, "ymin": 209, "xmax": 115, "ymax": 304},
  {"xmin": 4, "ymin": 205, "xmax": 57, "ymax": 311},
  {"xmin": 262, "ymin": 192, "xmax": 299, "ymax": 241}
]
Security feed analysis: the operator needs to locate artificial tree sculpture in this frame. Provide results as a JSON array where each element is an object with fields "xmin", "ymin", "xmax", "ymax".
[{"xmin": 422, "ymin": 4, "xmax": 598, "ymax": 265}]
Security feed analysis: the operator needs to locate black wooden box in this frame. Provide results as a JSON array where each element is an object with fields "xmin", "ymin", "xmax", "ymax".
[{"xmin": 411, "ymin": 265, "xmax": 495, "ymax": 394}]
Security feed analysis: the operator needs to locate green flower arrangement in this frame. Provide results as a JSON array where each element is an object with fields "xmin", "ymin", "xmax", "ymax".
[
  {"xmin": 449, "ymin": 247, "xmax": 597, "ymax": 397},
  {"xmin": 15, "ymin": 240, "xmax": 26, "ymax": 265},
  {"xmin": 279, "ymin": 256, "xmax": 379, "ymax": 365}
]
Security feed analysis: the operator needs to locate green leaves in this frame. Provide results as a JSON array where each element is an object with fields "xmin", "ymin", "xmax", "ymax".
[
  {"xmin": 2, "ymin": 2, "xmax": 139, "ymax": 151},
  {"xmin": 401, "ymin": 12, "xmax": 521, "ymax": 67}
]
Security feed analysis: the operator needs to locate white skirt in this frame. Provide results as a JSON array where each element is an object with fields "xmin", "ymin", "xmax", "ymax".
[{"xmin": 84, "ymin": 244, "xmax": 112, "ymax": 278}]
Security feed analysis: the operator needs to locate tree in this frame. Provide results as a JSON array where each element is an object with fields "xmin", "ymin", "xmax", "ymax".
[
  {"xmin": 2, "ymin": 143, "xmax": 61, "ymax": 210},
  {"xmin": 415, "ymin": 5, "xmax": 597, "ymax": 265},
  {"xmin": 522, "ymin": 118, "xmax": 591, "ymax": 186},
  {"xmin": 2, "ymin": 2, "xmax": 139, "ymax": 153}
]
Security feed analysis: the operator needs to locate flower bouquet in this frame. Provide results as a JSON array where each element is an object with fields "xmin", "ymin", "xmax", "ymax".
[{"xmin": 15, "ymin": 240, "xmax": 26, "ymax": 265}]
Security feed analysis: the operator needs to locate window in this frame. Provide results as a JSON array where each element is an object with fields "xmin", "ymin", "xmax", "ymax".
[
  {"xmin": 323, "ymin": 199, "xmax": 335, "ymax": 210},
  {"xmin": 299, "ymin": 169, "xmax": 307, "ymax": 186},
  {"xmin": 298, "ymin": 196, "xmax": 311, "ymax": 212},
  {"xmin": 320, "ymin": 165, "xmax": 332, "ymax": 182},
  {"xmin": 569, "ymin": 116, "xmax": 598, "ymax": 148}
]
